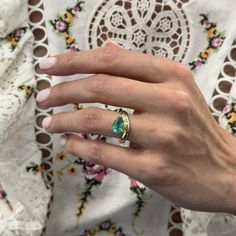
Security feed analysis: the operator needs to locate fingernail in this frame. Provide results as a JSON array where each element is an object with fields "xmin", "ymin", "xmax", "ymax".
[
  {"xmin": 36, "ymin": 88, "xmax": 50, "ymax": 103},
  {"xmin": 60, "ymin": 134, "xmax": 67, "ymax": 146},
  {"xmin": 42, "ymin": 116, "xmax": 52, "ymax": 129},
  {"xmin": 39, "ymin": 57, "xmax": 57, "ymax": 70}
]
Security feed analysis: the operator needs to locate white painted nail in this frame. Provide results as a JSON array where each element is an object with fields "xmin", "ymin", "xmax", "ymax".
[
  {"xmin": 42, "ymin": 116, "xmax": 52, "ymax": 129},
  {"xmin": 36, "ymin": 88, "xmax": 50, "ymax": 103},
  {"xmin": 39, "ymin": 57, "xmax": 57, "ymax": 70}
]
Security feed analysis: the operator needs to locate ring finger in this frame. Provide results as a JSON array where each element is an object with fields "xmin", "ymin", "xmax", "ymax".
[{"xmin": 42, "ymin": 107, "xmax": 154, "ymax": 146}]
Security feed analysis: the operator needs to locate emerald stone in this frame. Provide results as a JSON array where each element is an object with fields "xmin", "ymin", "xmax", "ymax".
[{"xmin": 112, "ymin": 115, "xmax": 125, "ymax": 135}]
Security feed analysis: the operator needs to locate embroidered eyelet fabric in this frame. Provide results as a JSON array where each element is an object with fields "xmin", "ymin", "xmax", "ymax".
[
  {"xmin": 1, "ymin": 0, "xmax": 236, "ymax": 235},
  {"xmin": 0, "ymin": 0, "xmax": 51, "ymax": 235},
  {"xmin": 39, "ymin": 1, "xmax": 236, "ymax": 236}
]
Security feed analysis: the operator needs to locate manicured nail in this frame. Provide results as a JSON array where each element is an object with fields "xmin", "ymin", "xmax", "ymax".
[
  {"xmin": 36, "ymin": 88, "xmax": 50, "ymax": 103},
  {"xmin": 60, "ymin": 134, "xmax": 67, "ymax": 146},
  {"xmin": 42, "ymin": 116, "xmax": 52, "ymax": 129},
  {"xmin": 39, "ymin": 57, "xmax": 57, "ymax": 70}
]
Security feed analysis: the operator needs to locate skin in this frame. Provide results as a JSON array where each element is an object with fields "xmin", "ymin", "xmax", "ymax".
[{"xmin": 38, "ymin": 42, "xmax": 236, "ymax": 214}]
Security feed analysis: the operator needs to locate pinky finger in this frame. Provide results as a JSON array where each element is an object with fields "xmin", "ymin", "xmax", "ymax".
[{"xmin": 60, "ymin": 133, "xmax": 143, "ymax": 178}]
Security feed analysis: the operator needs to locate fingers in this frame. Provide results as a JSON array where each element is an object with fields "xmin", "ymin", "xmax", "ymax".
[
  {"xmin": 60, "ymin": 133, "xmax": 146, "ymax": 180},
  {"xmin": 42, "ymin": 107, "xmax": 153, "ymax": 146},
  {"xmin": 39, "ymin": 42, "xmax": 176, "ymax": 83},
  {"xmin": 36, "ymin": 74, "xmax": 162, "ymax": 111}
]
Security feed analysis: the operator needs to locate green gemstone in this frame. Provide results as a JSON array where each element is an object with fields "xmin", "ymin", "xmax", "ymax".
[{"xmin": 112, "ymin": 115, "xmax": 125, "ymax": 135}]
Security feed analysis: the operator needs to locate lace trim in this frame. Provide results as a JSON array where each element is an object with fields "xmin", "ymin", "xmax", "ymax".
[
  {"xmin": 210, "ymin": 39, "xmax": 236, "ymax": 118},
  {"xmin": 28, "ymin": 0, "xmax": 54, "ymax": 235},
  {"xmin": 168, "ymin": 204, "xmax": 183, "ymax": 236}
]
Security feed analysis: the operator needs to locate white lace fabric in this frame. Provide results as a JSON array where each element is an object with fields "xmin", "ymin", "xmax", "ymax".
[
  {"xmin": 181, "ymin": 210, "xmax": 236, "ymax": 236},
  {"xmin": 0, "ymin": 31, "xmax": 35, "ymax": 142},
  {"xmin": 0, "ymin": 0, "xmax": 28, "ymax": 38},
  {"xmin": 0, "ymin": 0, "xmax": 51, "ymax": 235}
]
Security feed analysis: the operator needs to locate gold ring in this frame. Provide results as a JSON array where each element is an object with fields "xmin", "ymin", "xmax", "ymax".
[{"xmin": 111, "ymin": 110, "xmax": 130, "ymax": 143}]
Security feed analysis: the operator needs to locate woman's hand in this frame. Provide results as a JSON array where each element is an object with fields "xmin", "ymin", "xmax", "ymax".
[{"xmin": 37, "ymin": 42, "xmax": 236, "ymax": 214}]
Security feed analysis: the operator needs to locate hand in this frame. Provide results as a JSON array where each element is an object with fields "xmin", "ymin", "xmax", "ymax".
[{"xmin": 37, "ymin": 42, "xmax": 236, "ymax": 214}]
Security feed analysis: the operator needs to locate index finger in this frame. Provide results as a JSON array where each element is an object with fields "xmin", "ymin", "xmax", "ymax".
[{"xmin": 39, "ymin": 42, "xmax": 176, "ymax": 83}]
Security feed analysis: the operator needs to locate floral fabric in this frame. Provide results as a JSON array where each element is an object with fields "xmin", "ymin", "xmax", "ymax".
[
  {"xmin": 41, "ymin": 1, "xmax": 236, "ymax": 236},
  {"xmin": 1, "ymin": 0, "xmax": 235, "ymax": 236}
]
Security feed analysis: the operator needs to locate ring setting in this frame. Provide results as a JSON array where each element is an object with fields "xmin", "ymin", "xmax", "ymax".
[{"xmin": 112, "ymin": 110, "xmax": 130, "ymax": 143}]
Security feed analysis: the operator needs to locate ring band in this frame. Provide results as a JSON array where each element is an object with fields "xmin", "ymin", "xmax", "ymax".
[{"xmin": 112, "ymin": 110, "xmax": 130, "ymax": 143}]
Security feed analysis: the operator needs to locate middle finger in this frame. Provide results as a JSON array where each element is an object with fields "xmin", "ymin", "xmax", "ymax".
[{"xmin": 37, "ymin": 74, "xmax": 163, "ymax": 112}]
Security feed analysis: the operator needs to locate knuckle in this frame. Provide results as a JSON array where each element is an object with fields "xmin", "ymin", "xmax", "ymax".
[
  {"xmin": 99, "ymin": 45, "xmax": 119, "ymax": 66},
  {"xmin": 87, "ymin": 74, "xmax": 109, "ymax": 94},
  {"xmin": 150, "ymin": 127, "xmax": 180, "ymax": 148},
  {"xmin": 64, "ymin": 51, "xmax": 77, "ymax": 67},
  {"xmin": 86, "ymin": 142, "xmax": 103, "ymax": 163},
  {"xmin": 81, "ymin": 107, "xmax": 101, "ymax": 130},
  {"xmin": 155, "ymin": 166, "xmax": 177, "ymax": 185},
  {"xmin": 166, "ymin": 128, "xmax": 183, "ymax": 147},
  {"xmin": 150, "ymin": 163, "xmax": 168, "ymax": 182},
  {"xmin": 158, "ymin": 130, "xmax": 177, "ymax": 147},
  {"xmin": 173, "ymin": 90, "xmax": 192, "ymax": 114},
  {"xmin": 140, "ymin": 159, "xmax": 173, "ymax": 185},
  {"xmin": 175, "ymin": 64, "xmax": 193, "ymax": 81}
]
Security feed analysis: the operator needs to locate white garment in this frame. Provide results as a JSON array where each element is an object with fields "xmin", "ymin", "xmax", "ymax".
[
  {"xmin": 0, "ymin": 0, "xmax": 232, "ymax": 236},
  {"xmin": 40, "ymin": 0, "xmax": 236, "ymax": 235},
  {"xmin": 0, "ymin": 0, "xmax": 51, "ymax": 235}
]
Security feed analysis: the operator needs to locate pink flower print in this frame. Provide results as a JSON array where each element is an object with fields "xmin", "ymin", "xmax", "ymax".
[
  {"xmin": 94, "ymin": 167, "xmax": 111, "ymax": 183},
  {"xmin": 211, "ymin": 38, "xmax": 223, "ymax": 48},
  {"xmin": 194, "ymin": 59, "xmax": 202, "ymax": 67},
  {"xmin": 72, "ymin": 6, "xmax": 80, "ymax": 14},
  {"xmin": 223, "ymin": 104, "xmax": 232, "ymax": 114},
  {"xmin": 16, "ymin": 29, "xmax": 25, "ymax": 38},
  {"xmin": 100, "ymin": 221, "xmax": 111, "ymax": 230},
  {"xmin": 203, "ymin": 20, "xmax": 211, "ymax": 29},
  {"xmin": 68, "ymin": 43, "xmax": 79, "ymax": 51},
  {"xmin": 82, "ymin": 162, "xmax": 111, "ymax": 183},
  {"xmin": 82, "ymin": 163, "xmax": 97, "ymax": 175},
  {"xmin": 56, "ymin": 20, "xmax": 67, "ymax": 32},
  {"xmin": 130, "ymin": 178, "xmax": 138, "ymax": 188}
]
